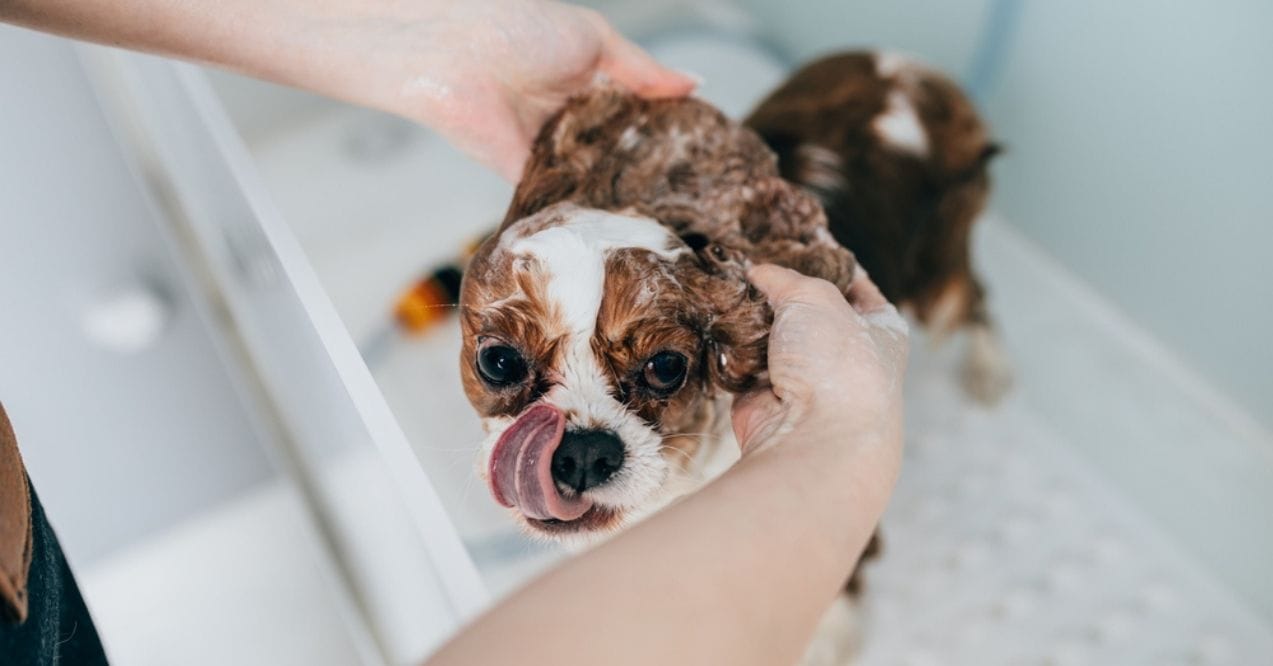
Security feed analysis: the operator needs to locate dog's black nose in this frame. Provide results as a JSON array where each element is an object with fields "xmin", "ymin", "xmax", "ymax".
[{"xmin": 551, "ymin": 429, "xmax": 624, "ymax": 493}]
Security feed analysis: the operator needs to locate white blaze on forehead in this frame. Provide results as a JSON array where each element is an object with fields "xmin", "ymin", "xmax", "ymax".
[
  {"xmin": 873, "ymin": 88, "xmax": 929, "ymax": 156},
  {"xmin": 507, "ymin": 206, "xmax": 683, "ymax": 333},
  {"xmin": 874, "ymin": 51, "xmax": 914, "ymax": 78}
]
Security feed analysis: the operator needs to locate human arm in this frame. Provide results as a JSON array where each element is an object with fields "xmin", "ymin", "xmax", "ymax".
[
  {"xmin": 426, "ymin": 265, "xmax": 909, "ymax": 666},
  {"xmin": 0, "ymin": 0, "xmax": 695, "ymax": 180}
]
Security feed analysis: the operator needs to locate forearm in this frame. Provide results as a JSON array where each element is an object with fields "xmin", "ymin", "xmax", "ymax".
[
  {"xmin": 428, "ymin": 431, "xmax": 897, "ymax": 666},
  {"xmin": 4, "ymin": 0, "xmax": 293, "ymax": 68},
  {"xmin": 0, "ymin": 0, "xmax": 436, "ymax": 114},
  {"xmin": 2, "ymin": 0, "xmax": 694, "ymax": 180}
]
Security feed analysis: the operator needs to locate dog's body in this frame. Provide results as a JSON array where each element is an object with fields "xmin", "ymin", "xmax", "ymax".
[
  {"xmin": 748, "ymin": 52, "xmax": 1009, "ymax": 401},
  {"xmin": 456, "ymin": 51, "xmax": 1002, "ymax": 663}
]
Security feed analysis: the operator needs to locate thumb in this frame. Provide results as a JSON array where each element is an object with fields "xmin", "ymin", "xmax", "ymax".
[{"xmin": 747, "ymin": 264, "xmax": 816, "ymax": 306}]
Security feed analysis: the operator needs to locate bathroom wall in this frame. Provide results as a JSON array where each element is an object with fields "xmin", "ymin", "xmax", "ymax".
[
  {"xmin": 0, "ymin": 25, "xmax": 277, "ymax": 565},
  {"xmin": 732, "ymin": 0, "xmax": 991, "ymax": 70},
  {"xmin": 733, "ymin": 0, "xmax": 1273, "ymax": 431},
  {"xmin": 206, "ymin": 70, "xmax": 331, "ymax": 144},
  {"xmin": 982, "ymin": 1, "xmax": 1273, "ymax": 431}
]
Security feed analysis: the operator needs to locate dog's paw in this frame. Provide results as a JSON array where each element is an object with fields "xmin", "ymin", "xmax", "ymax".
[{"xmin": 961, "ymin": 326, "xmax": 1013, "ymax": 405}]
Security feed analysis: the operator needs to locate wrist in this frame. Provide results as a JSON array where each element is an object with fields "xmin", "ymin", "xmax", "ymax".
[
  {"xmin": 739, "ymin": 418, "xmax": 900, "ymax": 503},
  {"xmin": 210, "ymin": 0, "xmax": 458, "ymax": 124}
]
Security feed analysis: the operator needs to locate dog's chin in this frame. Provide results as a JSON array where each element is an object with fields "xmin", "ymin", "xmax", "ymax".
[{"xmin": 518, "ymin": 505, "xmax": 625, "ymax": 542}]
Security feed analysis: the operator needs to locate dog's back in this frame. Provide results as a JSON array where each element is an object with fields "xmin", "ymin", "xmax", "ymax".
[
  {"xmin": 747, "ymin": 52, "xmax": 1011, "ymax": 402},
  {"xmin": 747, "ymin": 52, "xmax": 997, "ymax": 331}
]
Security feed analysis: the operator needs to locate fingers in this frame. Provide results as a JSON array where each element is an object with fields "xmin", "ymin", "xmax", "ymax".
[
  {"xmin": 845, "ymin": 267, "xmax": 890, "ymax": 315},
  {"xmin": 751, "ymin": 264, "xmax": 899, "ymax": 321},
  {"xmin": 748, "ymin": 264, "xmax": 845, "ymax": 309},
  {"xmin": 593, "ymin": 16, "xmax": 697, "ymax": 98}
]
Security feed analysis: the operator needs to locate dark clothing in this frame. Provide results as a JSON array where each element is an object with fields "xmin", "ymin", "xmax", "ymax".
[
  {"xmin": 0, "ymin": 483, "xmax": 108, "ymax": 665},
  {"xmin": 2, "ymin": 402, "xmax": 108, "ymax": 665}
]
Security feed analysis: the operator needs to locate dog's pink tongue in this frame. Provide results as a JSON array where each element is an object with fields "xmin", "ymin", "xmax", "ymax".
[{"xmin": 490, "ymin": 405, "xmax": 592, "ymax": 521}]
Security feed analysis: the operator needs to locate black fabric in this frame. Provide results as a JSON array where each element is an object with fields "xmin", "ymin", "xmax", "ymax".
[{"xmin": 0, "ymin": 482, "xmax": 108, "ymax": 665}]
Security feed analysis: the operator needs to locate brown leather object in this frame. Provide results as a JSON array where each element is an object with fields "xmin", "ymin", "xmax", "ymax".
[{"xmin": 0, "ymin": 403, "xmax": 32, "ymax": 624}]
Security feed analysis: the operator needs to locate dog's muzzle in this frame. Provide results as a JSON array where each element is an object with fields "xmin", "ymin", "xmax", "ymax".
[{"xmin": 489, "ymin": 405, "xmax": 625, "ymax": 522}]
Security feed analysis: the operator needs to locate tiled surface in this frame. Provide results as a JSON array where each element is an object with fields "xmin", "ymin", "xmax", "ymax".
[{"xmin": 861, "ymin": 336, "xmax": 1273, "ymax": 664}]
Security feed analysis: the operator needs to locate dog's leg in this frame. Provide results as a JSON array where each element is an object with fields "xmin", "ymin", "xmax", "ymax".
[
  {"xmin": 957, "ymin": 275, "xmax": 1013, "ymax": 405},
  {"xmin": 800, "ymin": 595, "xmax": 861, "ymax": 666}
]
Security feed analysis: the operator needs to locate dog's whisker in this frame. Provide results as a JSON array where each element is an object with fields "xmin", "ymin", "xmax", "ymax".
[
  {"xmin": 657, "ymin": 445, "xmax": 698, "ymax": 468},
  {"xmin": 412, "ymin": 302, "xmax": 462, "ymax": 310},
  {"xmin": 660, "ymin": 432, "xmax": 718, "ymax": 441}
]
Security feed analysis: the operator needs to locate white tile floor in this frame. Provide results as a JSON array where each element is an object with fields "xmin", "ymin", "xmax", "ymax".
[{"xmin": 84, "ymin": 31, "xmax": 1273, "ymax": 666}]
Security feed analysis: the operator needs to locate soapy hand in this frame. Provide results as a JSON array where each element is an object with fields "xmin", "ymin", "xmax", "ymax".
[
  {"xmin": 312, "ymin": 0, "xmax": 696, "ymax": 181},
  {"xmin": 731, "ymin": 265, "xmax": 909, "ymax": 467}
]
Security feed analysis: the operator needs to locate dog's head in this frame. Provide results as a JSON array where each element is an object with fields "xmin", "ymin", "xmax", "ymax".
[
  {"xmin": 459, "ymin": 202, "xmax": 770, "ymax": 538},
  {"xmin": 459, "ymin": 90, "xmax": 854, "ymax": 540}
]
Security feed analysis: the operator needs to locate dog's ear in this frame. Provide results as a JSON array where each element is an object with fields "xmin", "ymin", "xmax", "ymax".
[
  {"xmin": 675, "ymin": 239, "xmax": 773, "ymax": 394},
  {"xmin": 669, "ymin": 178, "xmax": 855, "ymax": 394},
  {"xmin": 732, "ymin": 177, "xmax": 857, "ymax": 296},
  {"xmin": 701, "ymin": 287, "xmax": 771, "ymax": 393}
]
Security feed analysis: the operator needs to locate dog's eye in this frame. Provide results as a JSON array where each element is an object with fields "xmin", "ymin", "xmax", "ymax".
[
  {"xmin": 477, "ymin": 344, "xmax": 528, "ymax": 387},
  {"xmin": 642, "ymin": 351, "xmax": 688, "ymax": 395}
]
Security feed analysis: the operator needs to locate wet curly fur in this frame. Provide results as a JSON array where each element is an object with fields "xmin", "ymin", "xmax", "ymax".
[{"xmin": 502, "ymin": 87, "xmax": 859, "ymax": 391}]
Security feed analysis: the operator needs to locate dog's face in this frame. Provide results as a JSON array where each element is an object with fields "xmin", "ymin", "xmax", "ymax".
[{"xmin": 459, "ymin": 202, "xmax": 769, "ymax": 541}]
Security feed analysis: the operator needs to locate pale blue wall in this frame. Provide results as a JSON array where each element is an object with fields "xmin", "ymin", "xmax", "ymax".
[
  {"xmin": 735, "ymin": 0, "xmax": 991, "ymax": 72},
  {"xmin": 983, "ymin": 1, "xmax": 1273, "ymax": 429},
  {"xmin": 737, "ymin": 0, "xmax": 1273, "ymax": 429},
  {"xmin": 0, "ymin": 26, "xmax": 276, "ymax": 564}
]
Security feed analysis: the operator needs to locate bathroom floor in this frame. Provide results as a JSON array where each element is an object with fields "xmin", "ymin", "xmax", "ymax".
[
  {"xmin": 81, "ymin": 481, "xmax": 375, "ymax": 665},
  {"xmin": 83, "ymin": 33, "xmax": 1273, "ymax": 666}
]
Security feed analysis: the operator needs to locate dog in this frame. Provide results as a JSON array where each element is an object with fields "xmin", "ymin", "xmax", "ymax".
[
  {"xmin": 455, "ymin": 51, "xmax": 1003, "ymax": 663},
  {"xmin": 747, "ymin": 52, "xmax": 1009, "ymax": 402}
]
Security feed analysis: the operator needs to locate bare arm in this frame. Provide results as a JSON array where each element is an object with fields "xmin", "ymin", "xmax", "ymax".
[
  {"xmin": 0, "ymin": 0, "xmax": 695, "ymax": 180},
  {"xmin": 428, "ymin": 266, "xmax": 909, "ymax": 666}
]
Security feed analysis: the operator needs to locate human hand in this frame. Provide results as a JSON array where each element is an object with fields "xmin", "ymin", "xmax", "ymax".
[
  {"xmin": 299, "ymin": 0, "xmax": 695, "ymax": 181},
  {"xmin": 731, "ymin": 265, "xmax": 909, "ymax": 468}
]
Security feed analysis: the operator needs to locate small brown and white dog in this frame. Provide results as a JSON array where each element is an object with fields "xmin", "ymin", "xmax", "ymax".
[{"xmin": 456, "ymin": 52, "xmax": 1005, "ymax": 663}]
